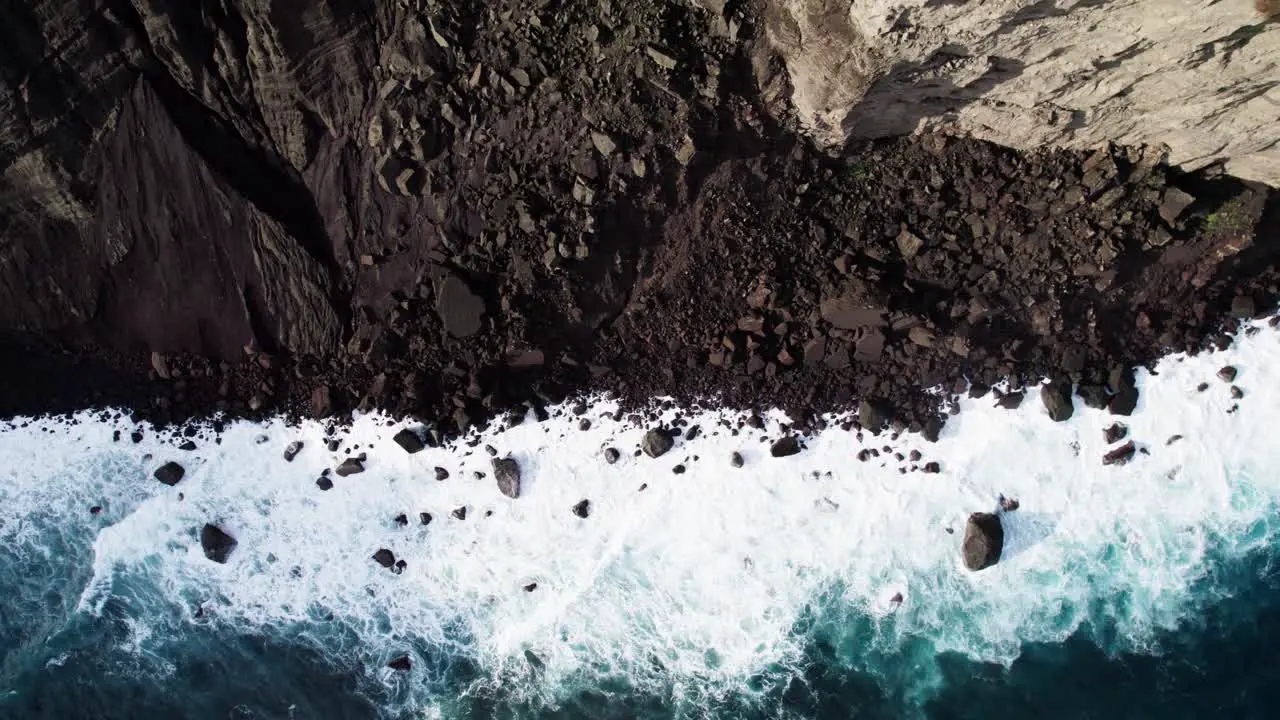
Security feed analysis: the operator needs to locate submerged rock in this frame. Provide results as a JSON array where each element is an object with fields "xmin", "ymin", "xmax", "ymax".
[
  {"xmin": 730, "ymin": 451, "xmax": 744, "ymax": 468},
  {"xmin": 387, "ymin": 655, "xmax": 412, "ymax": 672},
  {"xmin": 962, "ymin": 512, "xmax": 1003, "ymax": 571},
  {"xmin": 200, "ymin": 524, "xmax": 238, "ymax": 564},
  {"xmin": 492, "ymin": 457, "xmax": 521, "ymax": 498},
  {"xmin": 154, "ymin": 461, "xmax": 185, "ymax": 486}
]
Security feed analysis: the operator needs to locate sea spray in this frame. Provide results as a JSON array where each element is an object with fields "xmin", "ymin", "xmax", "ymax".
[{"xmin": 1, "ymin": 321, "xmax": 1280, "ymax": 717}]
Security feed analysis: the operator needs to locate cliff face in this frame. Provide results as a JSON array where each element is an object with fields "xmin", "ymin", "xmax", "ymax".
[
  {"xmin": 0, "ymin": 0, "xmax": 378, "ymax": 359},
  {"xmin": 0, "ymin": 0, "xmax": 1276, "ymax": 433},
  {"xmin": 757, "ymin": 0, "xmax": 1280, "ymax": 186}
]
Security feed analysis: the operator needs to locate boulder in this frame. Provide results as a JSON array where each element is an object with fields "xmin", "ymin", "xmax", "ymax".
[
  {"xmin": 372, "ymin": 548, "xmax": 396, "ymax": 568},
  {"xmin": 200, "ymin": 524, "xmax": 238, "ymax": 564},
  {"xmin": 419, "ymin": 512, "xmax": 433, "ymax": 525},
  {"xmin": 1108, "ymin": 386, "xmax": 1139, "ymax": 416},
  {"xmin": 858, "ymin": 398, "xmax": 890, "ymax": 433},
  {"xmin": 436, "ymin": 272, "xmax": 485, "ymax": 338},
  {"xmin": 571, "ymin": 499, "xmax": 591, "ymax": 518},
  {"xmin": 1103, "ymin": 423, "xmax": 1128, "ymax": 444},
  {"xmin": 392, "ymin": 428, "xmax": 425, "ymax": 454},
  {"xmin": 730, "ymin": 451, "xmax": 744, "ymax": 468},
  {"xmin": 336, "ymin": 458, "xmax": 365, "ymax": 476},
  {"xmin": 604, "ymin": 447, "xmax": 620, "ymax": 464},
  {"xmin": 770, "ymin": 436, "xmax": 802, "ymax": 457},
  {"xmin": 1040, "ymin": 381, "xmax": 1073, "ymax": 422},
  {"xmin": 154, "ymin": 461, "xmax": 185, "ymax": 486},
  {"xmin": 1218, "ymin": 365, "xmax": 1238, "ymax": 382},
  {"xmin": 1103, "ymin": 441, "xmax": 1136, "ymax": 466},
  {"xmin": 962, "ymin": 512, "xmax": 1003, "ymax": 571},
  {"xmin": 316, "ymin": 476, "xmax": 334, "ymax": 491},
  {"xmin": 641, "ymin": 428, "xmax": 675, "ymax": 458},
  {"xmin": 283, "ymin": 441, "xmax": 304, "ymax": 462},
  {"xmin": 387, "ymin": 655, "xmax": 412, "ymax": 672},
  {"xmin": 492, "ymin": 457, "xmax": 521, "ymax": 498},
  {"xmin": 1076, "ymin": 384, "xmax": 1109, "ymax": 410},
  {"xmin": 996, "ymin": 390, "xmax": 1025, "ymax": 410},
  {"xmin": 1158, "ymin": 187, "xmax": 1195, "ymax": 224},
  {"xmin": 1231, "ymin": 295, "xmax": 1257, "ymax": 318},
  {"xmin": 452, "ymin": 506, "xmax": 467, "ymax": 520},
  {"xmin": 434, "ymin": 467, "xmax": 450, "ymax": 480}
]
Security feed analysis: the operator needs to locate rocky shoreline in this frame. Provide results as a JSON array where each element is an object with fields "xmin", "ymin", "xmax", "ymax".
[{"xmin": 0, "ymin": 1, "xmax": 1276, "ymax": 441}]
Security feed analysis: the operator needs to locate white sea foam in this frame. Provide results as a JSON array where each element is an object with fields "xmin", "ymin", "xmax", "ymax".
[{"xmin": 3, "ymin": 321, "xmax": 1280, "ymax": 712}]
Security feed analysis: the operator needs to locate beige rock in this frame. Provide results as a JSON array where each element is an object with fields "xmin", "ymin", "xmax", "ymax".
[{"xmin": 753, "ymin": 0, "xmax": 1280, "ymax": 185}]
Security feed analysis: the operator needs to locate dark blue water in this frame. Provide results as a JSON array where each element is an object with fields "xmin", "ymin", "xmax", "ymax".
[{"xmin": 3, "ymin": 543, "xmax": 1278, "ymax": 719}]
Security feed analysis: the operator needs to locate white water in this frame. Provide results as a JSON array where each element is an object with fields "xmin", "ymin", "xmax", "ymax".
[{"xmin": 3, "ymin": 321, "xmax": 1280, "ymax": 712}]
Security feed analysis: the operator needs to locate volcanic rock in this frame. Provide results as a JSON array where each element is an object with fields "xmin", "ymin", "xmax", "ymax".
[
  {"xmin": 154, "ymin": 462, "xmax": 185, "ymax": 486},
  {"xmin": 1041, "ymin": 381, "xmax": 1074, "ymax": 422},
  {"xmin": 336, "ymin": 458, "xmax": 365, "ymax": 477},
  {"xmin": 770, "ymin": 436, "xmax": 802, "ymax": 457},
  {"xmin": 1103, "ymin": 423, "xmax": 1128, "ymax": 444},
  {"xmin": 996, "ymin": 391, "xmax": 1025, "ymax": 410},
  {"xmin": 200, "ymin": 524, "xmax": 238, "ymax": 564},
  {"xmin": 642, "ymin": 428, "xmax": 675, "ymax": 458},
  {"xmin": 1103, "ymin": 441, "xmax": 1137, "ymax": 466},
  {"xmin": 1077, "ymin": 385, "xmax": 1109, "ymax": 410},
  {"xmin": 859, "ymin": 399, "xmax": 890, "ymax": 433},
  {"xmin": 436, "ymin": 273, "xmax": 485, "ymax": 338},
  {"xmin": 393, "ymin": 428, "xmax": 425, "ymax": 454},
  {"xmin": 962, "ymin": 512, "xmax": 1003, "ymax": 571},
  {"xmin": 492, "ymin": 457, "xmax": 522, "ymax": 498}
]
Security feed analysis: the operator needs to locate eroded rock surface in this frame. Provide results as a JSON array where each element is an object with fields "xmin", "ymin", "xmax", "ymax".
[{"xmin": 756, "ymin": 0, "xmax": 1280, "ymax": 185}]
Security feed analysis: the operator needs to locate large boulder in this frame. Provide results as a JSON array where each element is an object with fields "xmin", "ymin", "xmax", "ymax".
[
  {"xmin": 641, "ymin": 428, "xmax": 675, "ymax": 458},
  {"xmin": 154, "ymin": 461, "xmax": 185, "ymax": 486},
  {"xmin": 962, "ymin": 512, "xmax": 1003, "ymax": 571},
  {"xmin": 200, "ymin": 524, "xmax": 238, "ymax": 564},
  {"xmin": 335, "ymin": 458, "xmax": 365, "ymax": 476},
  {"xmin": 770, "ymin": 436, "xmax": 802, "ymax": 457},
  {"xmin": 392, "ymin": 428, "xmax": 425, "ymax": 454},
  {"xmin": 858, "ymin": 398, "xmax": 890, "ymax": 433},
  {"xmin": 1041, "ymin": 381, "xmax": 1073, "ymax": 422},
  {"xmin": 492, "ymin": 457, "xmax": 521, "ymax": 498}
]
